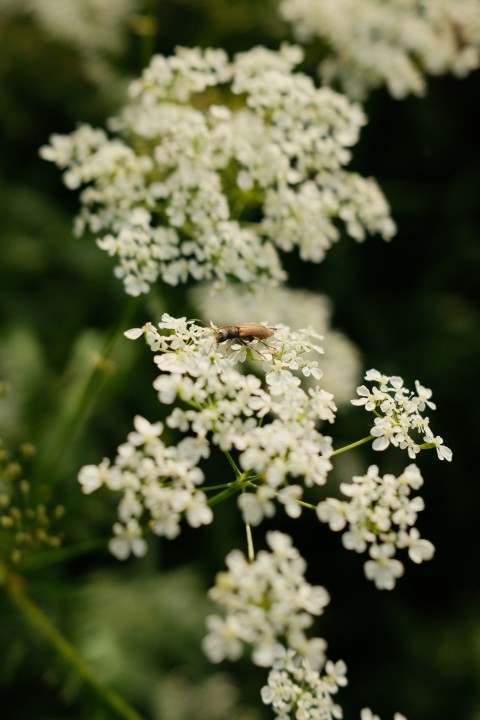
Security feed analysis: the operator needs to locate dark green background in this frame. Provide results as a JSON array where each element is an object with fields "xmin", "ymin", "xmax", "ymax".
[{"xmin": 1, "ymin": 2, "xmax": 479, "ymax": 718}]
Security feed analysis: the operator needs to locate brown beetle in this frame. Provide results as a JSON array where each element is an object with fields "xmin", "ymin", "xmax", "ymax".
[{"xmin": 195, "ymin": 321, "xmax": 276, "ymax": 358}]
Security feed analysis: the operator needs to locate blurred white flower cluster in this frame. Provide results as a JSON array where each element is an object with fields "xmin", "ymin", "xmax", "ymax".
[
  {"xmin": 0, "ymin": 0, "xmax": 138, "ymax": 86},
  {"xmin": 262, "ymin": 653, "xmax": 408, "ymax": 720},
  {"xmin": 280, "ymin": 0, "xmax": 480, "ymax": 99},
  {"xmin": 352, "ymin": 369, "xmax": 453, "ymax": 461},
  {"xmin": 261, "ymin": 650, "xmax": 347, "ymax": 719},
  {"xmin": 203, "ymin": 531, "xmax": 332, "ymax": 669},
  {"xmin": 78, "ymin": 314, "xmax": 336, "ymax": 556},
  {"xmin": 317, "ymin": 463, "xmax": 435, "ymax": 589},
  {"xmin": 40, "ymin": 44, "xmax": 395, "ymax": 295},
  {"xmin": 190, "ymin": 282, "xmax": 362, "ymax": 404},
  {"xmin": 205, "ymin": 531, "xmax": 407, "ymax": 718}
]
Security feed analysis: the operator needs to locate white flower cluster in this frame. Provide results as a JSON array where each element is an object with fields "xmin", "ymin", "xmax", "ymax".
[
  {"xmin": 1, "ymin": 0, "xmax": 139, "ymax": 84},
  {"xmin": 78, "ymin": 414, "xmax": 213, "ymax": 559},
  {"xmin": 40, "ymin": 44, "xmax": 395, "ymax": 295},
  {"xmin": 140, "ymin": 314, "xmax": 334, "ymax": 511},
  {"xmin": 203, "ymin": 531, "xmax": 332, "ymax": 669},
  {"xmin": 352, "ymin": 369, "xmax": 452, "ymax": 461},
  {"xmin": 317, "ymin": 464, "xmax": 435, "ymax": 590},
  {"xmin": 77, "ymin": 314, "xmax": 336, "ymax": 555},
  {"xmin": 261, "ymin": 649, "xmax": 347, "ymax": 720},
  {"xmin": 190, "ymin": 282, "xmax": 362, "ymax": 404},
  {"xmin": 280, "ymin": 0, "xmax": 480, "ymax": 99}
]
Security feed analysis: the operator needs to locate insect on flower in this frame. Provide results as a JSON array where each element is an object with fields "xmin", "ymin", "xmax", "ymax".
[{"xmin": 194, "ymin": 320, "xmax": 276, "ymax": 358}]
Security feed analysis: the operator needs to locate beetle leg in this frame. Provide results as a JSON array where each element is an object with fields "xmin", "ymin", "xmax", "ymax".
[
  {"xmin": 238, "ymin": 338, "xmax": 274, "ymax": 360},
  {"xmin": 220, "ymin": 339, "xmax": 237, "ymax": 357}
]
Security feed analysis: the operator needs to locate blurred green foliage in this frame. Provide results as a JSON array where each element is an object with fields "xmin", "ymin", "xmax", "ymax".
[{"xmin": 0, "ymin": 1, "xmax": 479, "ymax": 719}]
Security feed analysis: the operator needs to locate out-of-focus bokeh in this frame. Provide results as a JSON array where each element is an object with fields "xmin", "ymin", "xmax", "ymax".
[{"xmin": 1, "ymin": 2, "xmax": 479, "ymax": 719}]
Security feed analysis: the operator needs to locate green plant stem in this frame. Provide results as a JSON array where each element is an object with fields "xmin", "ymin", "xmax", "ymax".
[
  {"xmin": 331, "ymin": 435, "xmax": 374, "ymax": 456},
  {"xmin": 207, "ymin": 483, "xmax": 242, "ymax": 506},
  {"xmin": 202, "ymin": 481, "xmax": 235, "ymax": 492},
  {"xmin": 6, "ymin": 574, "xmax": 144, "ymax": 720},
  {"xmin": 297, "ymin": 499, "xmax": 317, "ymax": 511},
  {"xmin": 418, "ymin": 442, "xmax": 435, "ymax": 451},
  {"xmin": 224, "ymin": 449, "xmax": 242, "ymax": 478},
  {"xmin": 245, "ymin": 521, "xmax": 255, "ymax": 563}
]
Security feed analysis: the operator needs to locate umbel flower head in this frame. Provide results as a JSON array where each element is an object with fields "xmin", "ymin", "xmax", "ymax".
[
  {"xmin": 261, "ymin": 649, "xmax": 347, "ymax": 720},
  {"xmin": 317, "ymin": 464, "xmax": 435, "ymax": 590},
  {"xmin": 41, "ymin": 44, "xmax": 395, "ymax": 295},
  {"xmin": 203, "ymin": 531, "xmax": 332, "ymax": 669},
  {"xmin": 78, "ymin": 315, "xmax": 336, "ymax": 557},
  {"xmin": 352, "ymin": 369, "xmax": 453, "ymax": 461},
  {"xmin": 280, "ymin": 0, "xmax": 480, "ymax": 100}
]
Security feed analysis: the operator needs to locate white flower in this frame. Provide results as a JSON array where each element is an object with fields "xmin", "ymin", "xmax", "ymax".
[
  {"xmin": 238, "ymin": 487, "xmax": 276, "ymax": 526},
  {"xmin": 426, "ymin": 434, "xmax": 453, "ymax": 462},
  {"xmin": 185, "ymin": 491, "xmax": 214, "ymax": 528},
  {"xmin": 342, "ymin": 525, "xmax": 370, "ymax": 554},
  {"xmin": 317, "ymin": 464, "xmax": 434, "ymax": 588},
  {"xmin": 397, "ymin": 527, "xmax": 435, "ymax": 564},
  {"xmin": 203, "ymin": 532, "xmax": 330, "ymax": 668},
  {"xmin": 353, "ymin": 370, "xmax": 452, "ymax": 462},
  {"xmin": 41, "ymin": 45, "xmax": 395, "ymax": 294},
  {"xmin": 277, "ymin": 484, "xmax": 303, "ymax": 518},
  {"xmin": 316, "ymin": 497, "xmax": 347, "ymax": 532},
  {"xmin": 261, "ymin": 648, "xmax": 347, "ymax": 719},
  {"xmin": 78, "ymin": 458, "xmax": 111, "ymax": 494},
  {"xmin": 108, "ymin": 519, "xmax": 148, "ymax": 560},
  {"xmin": 202, "ymin": 614, "xmax": 245, "ymax": 663},
  {"xmin": 371, "ymin": 416, "xmax": 401, "ymax": 452},
  {"xmin": 265, "ymin": 529, "xmax": 300, "ymax": 560},
  {"xmin": 361, "ymin": 711, "xmax": 381, "ymax": 720},
  {"xmin": 128, "ymin": 415, "xmax": 163, "ymax": 447},
  {"xmin": 351, "ymin": 383, "xmax": 382, "ymax": 411},
  {"xmin": 415, "ymin": 380, "xmax": 436, "ymax": 411},
  {"xmin": 77, "ymin": 407, "xmax": 211, "ymax": 553},
  {"xmin": 280, "ymin": 0, "xmax": 480, "ymax": 100},
  {"xmin": 364, "ymin": 543, "xmax": 404, "ymax": 591},
  {"xmin": 118, "ymin": 490, "xmax": 143, "ymax": 522}
]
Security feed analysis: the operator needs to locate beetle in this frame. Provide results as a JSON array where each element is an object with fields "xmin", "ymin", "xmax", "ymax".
[{"xmin": 194, "ymin": 321, "xmax": 276, "ymax": 358}]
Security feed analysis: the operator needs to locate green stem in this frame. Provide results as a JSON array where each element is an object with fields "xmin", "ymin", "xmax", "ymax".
[
  {"xmin": 5, "ymin": 574, "xmax": 144, "ymax": 720},
  {"xmin": 202, "ymin": 482, "xmax": 235, "ymax": 492},
  {"xmin": 224, "ymin": 450, "xmax": 242, "ymax": 478},
  {"xmin": 297, "ymin": 499, "xmax": 317, "ymax": 511},
  {"xmin": 245, "ymin": 521, "xmax": 255, "ymax": 563},
  {"xmin": 207, "ymin": 484, "xmax": 242, "ymax": 507},
  {"xmin": 331, "ymin": 435, "xmax": 374, "ymax": 456},
  {"xmin": 418, "ymin": 442, "xmax": 434, "ymax": 451}
]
